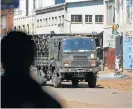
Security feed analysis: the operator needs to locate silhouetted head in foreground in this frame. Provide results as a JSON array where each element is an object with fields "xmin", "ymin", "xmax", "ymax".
[
  {"xmin": 1, "ymin": 31, "xmax": 62, "ymax": 108},
  {"xmin": 1, "ymin": 31, "xmax": 35, "ymax": 77}
]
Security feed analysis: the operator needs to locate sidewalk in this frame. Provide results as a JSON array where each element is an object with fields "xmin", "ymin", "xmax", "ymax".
[{"xmin": 98, "ymin": 69, "xmax": 132, "ymax": 79}]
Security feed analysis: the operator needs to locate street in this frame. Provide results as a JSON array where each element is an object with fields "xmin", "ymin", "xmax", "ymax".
[
  {"xmin": 42, "ymin": 77, "xmax": 132, "ymax": 108},
  {"xmin": 1, "ymin": 0, "xmax": 133, "ymax": 108}
]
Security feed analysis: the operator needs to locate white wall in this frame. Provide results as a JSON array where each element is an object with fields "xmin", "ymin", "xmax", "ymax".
[
  {"xmin": 14, "ymin": 0, "xmax": 36, "ymax": 34},
  {"xmin": 36, "ymin": 0, "xmax": 55, "ymax": 8},
  {"xmin": 103, "ymin": 0, "xmax": 133, "ymax": 48},
  {"xmin": 14, "ymin": 0, "xmax": 104, "ymax": 35},
  {"xmin": 35, "ymin": 9, "xmax": 65, "ymax": 34},
  {"xmin": 66, "ymin": 0, "xmax": 104, "ymax": 34}
]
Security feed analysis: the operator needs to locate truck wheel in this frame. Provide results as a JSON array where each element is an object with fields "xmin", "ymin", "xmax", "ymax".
[
  {"xmin": 88, "ymin": 73, "xmax": 97, "ymax": 88},
  {"xmin": 40, "ymin": 81, "xmax": 46, "ymax": 86},
  {"xmin": 39, "ymin": 77, "xmax": 47, "ymax": 86},
  {"xmin": 53, "ymin": 78, "xmax": 61, "ymax": 88},
  {"xmin": 72, "ymin": 78, "xmax": 79, "ymax": 86}
]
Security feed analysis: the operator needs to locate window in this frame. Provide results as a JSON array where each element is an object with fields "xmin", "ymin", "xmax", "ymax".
[
  {"xmin": 95, "ymin": 15, "xmax": 103, "ymax": 23},
  {"xmin": 40, "ymin": 19, "xmax": 42, "ymax": 27},
  {"xmin": 33, "ymin": 0, "xmax": 36, "ymax": 9},
  {"xmin": 59, "ymin": 16, "xmax": 61, "ymax": 24},
  {"xmin": 49, "ymin": 18, "xmax": 50, "ymax": 26},
  {"xmin": 46, "ymin": 18, "xmax": 47, "ymax": 26},
  {"xmin": 42, "ymin": 19, "xmax": 45, "ymax": 27},
  {"xmin": 52, "ymin": 17, "xmax": 54, "ymax": 26},
  {"xmin": 55, "ymin": 17, "xmax": 57, "ymax": 25},
  {"xmin": 26, "ymin": 0, "xmax": 29, "ymax": 16},
  {"xmin": 71, "ymin": 15, "xmax": 82, "ymax": 23},
  {"xmin": 85, "ymin": 15, "xmax": 92, "ymax": 23},
  {"xmin": 18, "ymin": 26, "xmax": 21, "ymax": 30},
  {"xmin": 62, "ymin": 15, "xmax": 64, "ymax": 23},
  {"xmin": 27, "ymin": 24, "xmax": 29, "ymax": 34},
  {"xmin": 37, "ymin": 20, "xmax": 39, "ymax": 28},
  {"xmin": 23, "ymin": 25, "xmax": 25, "ymax": 31},
  {"xmin": 14, "ymin": 26, "xmax": 16, "ymax": 30}
]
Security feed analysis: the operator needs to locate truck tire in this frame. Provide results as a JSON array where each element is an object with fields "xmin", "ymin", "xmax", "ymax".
[
  {"xmin": 53, "ymin": 78, "xmax": 61, "ymax": 88},
  {"xmin": 72, "ymin": 78, "xmax": 79, "ymax": 86},
  {"xmin": 40, "ymin": 81, "xmax": 46, "ymax": 86},
  {"xmin": 39, "ymin": 77, "xmax": 47, "ymax": 86},
  {"xmin": 39, "ymin": 75, "xmax": 47, "ymax": 86},
  {"xmin": 88, "ymin": 73, "xmax": 97, "ymax": 88}
]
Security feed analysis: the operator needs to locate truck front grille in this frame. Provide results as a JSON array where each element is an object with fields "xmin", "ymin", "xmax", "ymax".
[
  {"xmin": 71, "ymin": 61, "xmax": 90, "ymax": 67},
  {"xmin": 73, "ymin": 56, "xmax": 88, "ymax": 60}
]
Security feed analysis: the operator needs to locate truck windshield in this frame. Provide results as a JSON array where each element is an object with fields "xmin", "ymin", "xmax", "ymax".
[{"xmin": 63, "ymin": 38, "xmax": 96, "ymax": 52}]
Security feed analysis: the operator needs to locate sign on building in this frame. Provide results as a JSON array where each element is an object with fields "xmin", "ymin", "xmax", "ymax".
[{"xmin": 1, "ymin": 0, "xmax": 19, "ymax": 9}]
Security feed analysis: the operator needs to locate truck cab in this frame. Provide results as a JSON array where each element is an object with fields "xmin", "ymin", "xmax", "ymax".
[{"xmin": 48, "ymin": 36, "xmax": 101, "ymax": 88}]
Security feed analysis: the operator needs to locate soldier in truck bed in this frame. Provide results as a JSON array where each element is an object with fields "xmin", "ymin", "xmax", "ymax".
[{"xmin": 1, "ymin": 31, "xmax": 62, "ymax": 108}]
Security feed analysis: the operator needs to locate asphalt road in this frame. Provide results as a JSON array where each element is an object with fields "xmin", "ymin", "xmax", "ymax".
[{"xmin": 42, "ymin": 81, "xmax": 132, "ymax": 108}]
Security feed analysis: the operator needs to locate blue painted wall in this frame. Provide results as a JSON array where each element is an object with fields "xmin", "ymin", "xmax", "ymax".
[{"xmin": 123, "ymin": 36, "xmax": 133, "ymax": 70}]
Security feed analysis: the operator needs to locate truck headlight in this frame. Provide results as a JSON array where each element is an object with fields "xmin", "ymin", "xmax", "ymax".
[
  {"xmin": 91, "ymin": 54, "xmax": 95, "ymax": 59},
  {"xmin": 64, "ymin": 60, "xmax": 70, "ymax": 66},
  {"xmin": 64, "ymin": 63, "xmax": 70, "ymax": 67}
]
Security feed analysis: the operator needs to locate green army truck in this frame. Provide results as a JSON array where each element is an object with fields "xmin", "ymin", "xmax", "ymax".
[{"xmin": 33, "ymin": 35, "xmax": 101, "ymax": 88}]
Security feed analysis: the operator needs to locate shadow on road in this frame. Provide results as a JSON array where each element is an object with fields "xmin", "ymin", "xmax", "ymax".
[{"xmin": 45, "ymin": 82, "xmax": 104, "ymax": 89}]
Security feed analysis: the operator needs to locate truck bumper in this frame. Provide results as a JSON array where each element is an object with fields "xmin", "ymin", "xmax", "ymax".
[{"xmin": 59, "ymin": 66, "xmax": 100, "ymax": 73}]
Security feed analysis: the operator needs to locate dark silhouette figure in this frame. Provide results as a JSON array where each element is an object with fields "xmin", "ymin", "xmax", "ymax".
[{"xmin": 1, "ymin": 31, "xmax": 62, "ymax": 108}]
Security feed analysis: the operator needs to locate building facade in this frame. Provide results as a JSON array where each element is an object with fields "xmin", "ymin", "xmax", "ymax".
[
  {"xmin": 1, "ymin": 9, "xmax": 14, "ymax": 38},
  {"xmin": 14, "ymin": 0, "xmax": 104, "ymax": 35},
  {"xmin": 103, "ymin": 0, "xmax": 133, "ymax": 70}
]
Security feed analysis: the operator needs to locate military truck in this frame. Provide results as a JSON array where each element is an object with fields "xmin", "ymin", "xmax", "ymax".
[{"xmin": 32, "ymin": 35, "xmax": 101, "ymax": 88}]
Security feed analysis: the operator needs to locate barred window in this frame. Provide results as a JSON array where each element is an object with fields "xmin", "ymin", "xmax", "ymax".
[
  {"xmin": 85, "ymin": 15, "xmax": 92, "ymax": 23},
  {"xmin": 71, "ymin": 15, "xmax": 82, "ymax": 23},
  {"xmin": 95, "ymin": 15, "xmax": 103, "ymax": 23}
]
